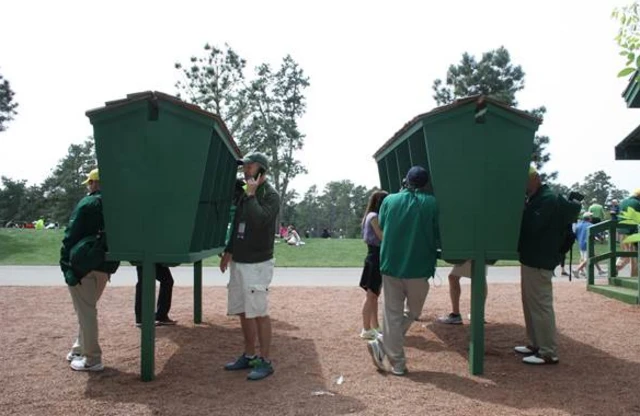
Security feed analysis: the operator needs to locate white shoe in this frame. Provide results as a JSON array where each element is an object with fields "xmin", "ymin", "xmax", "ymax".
[
  {"xmin": 66, "ymin": 352, "xmax": 82, "ymax": 362},
  {"xmin": 366, "ymin": 340, "xmax": 386, "ymax": 371},
  {"xmin": 359, "ymin": 328, "xmax": 378, "ymax": 340},
  {"xmin": 514, "ymin": 345, "xmax": 538, "ymax": 355},
  {"xmin": 522, "ymin": 354, "xmax": 559, "ymax": 365},
  {"xmin": 70, "ymin": 358, "xmax": 104, "ymax": 372}
]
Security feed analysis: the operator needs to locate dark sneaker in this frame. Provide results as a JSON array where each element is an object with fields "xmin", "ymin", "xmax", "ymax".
[
  {"xmin": 224, "ymin": 354, "xmax": 256, "ymax": 371},
  {"xmin": 247, "ymin": 358, "xmax": 274, "ymax": 381},
  {"xmin": 437, "ymin": 313, "xmax": 463, "ymax": 325},
  {"xmin": 391, "ymin": 363, "xmax": 407, "ymax": 376},
  {"xmin": 155, "ymin": 318, "xmax": 178, "ymax": 326}
]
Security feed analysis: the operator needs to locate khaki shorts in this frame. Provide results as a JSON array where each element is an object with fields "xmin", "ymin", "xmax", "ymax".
[
  {"xmin": 450, "ymin": 260, "xmax": 488, "ymax": 278},
  {"xmin": 227, "ymin": 259, "xmax": 275, "ymax": 318}
]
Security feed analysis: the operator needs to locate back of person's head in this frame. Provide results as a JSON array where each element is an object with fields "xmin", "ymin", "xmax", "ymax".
[
  {"xmin": 405, "ymin": 166, "xmax": 430, "ymax": 190},
  {"xmin": 366, "ymin": 190, "xmax": 389, "ymax": 215}
]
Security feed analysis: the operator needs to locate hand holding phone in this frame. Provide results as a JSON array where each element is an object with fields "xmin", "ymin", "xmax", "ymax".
[{"xmin": 246, "ymin": 169, "xmax": 265, "ymax": 196}]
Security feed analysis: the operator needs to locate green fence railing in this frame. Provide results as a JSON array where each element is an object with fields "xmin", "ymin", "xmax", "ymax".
[{"xmin": 586, "ymin": 220, "xmax": 639, "ymax": 301}]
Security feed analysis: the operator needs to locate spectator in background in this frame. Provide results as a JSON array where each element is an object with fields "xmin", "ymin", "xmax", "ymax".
[
  {"xmin": 609, "ymin": 199, "xmax": 620, "ymax": 222},
  {"xmin": 279, "ymin": 222, "xmax": 288, "ymax": 240},
  {"xmin": 286, "ymin": 225, "xmax": 303, "ymax": 246},
  {"xmin": 572, "ymin": 212, "xmax": 607, "ymax": 278}
]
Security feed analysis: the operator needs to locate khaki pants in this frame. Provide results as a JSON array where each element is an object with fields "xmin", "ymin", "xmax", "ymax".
[
  {"xmin": 520, "ymin": 265, "xmax": 557, "ymax": 358},
  {"xmin": 380, "ymin": 275, "xmax": 430, "ymax": 368},
  {"xmin": 68, "ymin": 271, "xmax": 109, "ymax": 365}
]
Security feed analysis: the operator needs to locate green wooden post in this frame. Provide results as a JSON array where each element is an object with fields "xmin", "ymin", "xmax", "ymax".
[
  {"xmin": 469, "ymin": 257, "xmax": 486, "ymax": 375},
  {"xmin": 194, "ymin": 260, "xmax": 203, "ymax": 324},
  {"xmin": 587, "ymin": 229, "xmax": 595, "ymax": 285},
  {"xmin": 141, "ymin": 260, "xmax": 156, "ymax": 381},
  {"xmin": 610, "ymin": 221, "xmax": 617, "ymax": 278}
]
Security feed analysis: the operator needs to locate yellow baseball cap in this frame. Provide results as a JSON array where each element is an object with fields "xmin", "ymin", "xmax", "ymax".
[
  {"xmin": 633, "ymin": 188, "xmax": 640, "ymax": 197},
  {"xmin": 82, "ymin": 168, "xmax": 99, "ymax": 184},
  {"xmin": 528, "ymin": 165, "xmax": 538, "ymax": 177}
]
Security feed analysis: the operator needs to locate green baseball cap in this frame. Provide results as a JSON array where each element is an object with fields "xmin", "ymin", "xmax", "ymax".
[{"xmin": 237, "ymin": 152, "xmax": 269, "ymax": 170}]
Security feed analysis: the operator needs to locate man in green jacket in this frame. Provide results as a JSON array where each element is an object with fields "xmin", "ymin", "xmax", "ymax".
[
  {"xmin": 60, "ymin": 168, "xmax": 113, "ymax": 372},
  {"xmin": 516, "ymin": 166, "xmax": 579, "ymax": 365},
  {"xmin": 219, "ymin": 152, "xmax": 280, "ymax": 381},
  {"xmin": 366, "ymin": 166, "xmax": 440, "ymax": 376}
]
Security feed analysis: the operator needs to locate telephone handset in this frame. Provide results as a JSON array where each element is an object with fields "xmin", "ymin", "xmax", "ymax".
[{"xmin": 254, "ymin": 167, "xmax": 266, "ymax": 181}]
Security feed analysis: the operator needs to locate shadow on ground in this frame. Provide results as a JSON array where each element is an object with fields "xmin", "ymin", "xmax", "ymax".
[
  {"xmin": 410, "ymin": 322, "xmax": 640, "ymax": 416},
  {"xmin": 83, "ymin": 320, "xmax": 364, "ymax": 416}
]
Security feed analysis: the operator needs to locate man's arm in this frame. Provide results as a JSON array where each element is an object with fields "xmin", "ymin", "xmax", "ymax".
[
  {"xmin": 224, "ymin": 206, "xmax": 237, "ymax": 254},
  {"xmin": 243, "ymin": 191, "xmax": 280, "ymax": 229}
]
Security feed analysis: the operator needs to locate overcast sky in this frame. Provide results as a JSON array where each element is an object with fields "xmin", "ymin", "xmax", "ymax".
[{"xmin": 2, "ymin": 0, "xmax": 640, "ymax": 196}]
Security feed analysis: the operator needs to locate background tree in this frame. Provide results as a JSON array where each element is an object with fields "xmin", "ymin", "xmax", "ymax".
[
  {"xmin": 570, "ymin": 170, "xmax": 629, "ymax": 212},
  {"xmin": 174, "ymin": 44, "xmax": 249, "ymax": 142},
  {"xmin": 0, "ymin": 70, "xmax": 18, "ymax": 132},
  {"xmin": 0, "ymin": 177, "xmax": 28, "ymax": 225},
  {"xmin": 613, "ymin": 1, "xmax": 640, "ymax": 80},
  {"xmin": 432, "ymin": 46, "xmax": 556, "ymax": 181},
  {"xmin": 291, "ymin": 185, "xmax": 322, "ymax": 236},
  {"xmin": 246, "ymin": 56, "xmax": 310, "ymax": 219},
  {"xmin": 175, "ymin": 46, "xmax": 310, "ymax": 221},
  {"xmin": 40, "ymin": 139, "xmax": 97, "ymax": 223}
]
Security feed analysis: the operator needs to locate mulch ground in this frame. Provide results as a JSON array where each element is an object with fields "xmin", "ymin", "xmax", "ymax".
[{"xmin": 1, "ymin": 280, "xmax": 639, "ymax": 416}]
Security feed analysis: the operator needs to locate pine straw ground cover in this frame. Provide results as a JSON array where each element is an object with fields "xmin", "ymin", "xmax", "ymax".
[{"xmin": 1, "ymin": 282, "xmax": 639, "ymax": 416}]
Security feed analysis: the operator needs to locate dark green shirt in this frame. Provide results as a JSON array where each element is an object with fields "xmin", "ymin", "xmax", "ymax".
[
  {"xmin": 225, "ymin": 181, "xmax": 280, "ymax": 263},
  {"xmin": 378, "ymin": 189, "xmax": 440, "ymax": 278},
  {"xmin": 60, "ymin": 191, "xmax": 114, "ymax": 281},
  {"xmin": 518, "ymin": 185, "xmax": 579, "ymax": 270}
]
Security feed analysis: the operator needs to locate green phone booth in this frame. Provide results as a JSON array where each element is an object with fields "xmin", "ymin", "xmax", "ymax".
[
  {"xmin": 86, "ymin": 91, "xmax": 242, "ymax": 381},
  {"xmin": 374, "ymin": 95, "xmax": 541, "ymax": 374}
]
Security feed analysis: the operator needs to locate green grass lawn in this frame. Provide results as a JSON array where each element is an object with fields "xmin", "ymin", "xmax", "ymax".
[{"xmin": 0, "ymin": 228, "xmax": 621, "ymax": 267}]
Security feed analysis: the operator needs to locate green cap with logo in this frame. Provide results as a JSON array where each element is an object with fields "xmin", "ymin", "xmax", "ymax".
[{"xmin": 237, "ymin": 152, "xmax": 269, "ymax": 171}]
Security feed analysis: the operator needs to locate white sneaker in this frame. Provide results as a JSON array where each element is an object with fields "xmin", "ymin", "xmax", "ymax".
[
  {"xmin": 366, "ymin": 340, "xmax": 386, "ymax": 371},
  {"xmin": 70, "ymin": 358, "xmax": 104, "ymax": 372},
  {"xmin": 522, "ymin": 354, "xmax": 559, "ymax": 365},
  {"xmin": 359, "ymin": 328, "xmax": 378, "ymax": 340},
  {"xmin": 66, "ymin": 352, "xmax": 82, "ymax": 362},
  {"xmin": 514, "ymin": 345, "xmax": 538, "ymax": 355}
]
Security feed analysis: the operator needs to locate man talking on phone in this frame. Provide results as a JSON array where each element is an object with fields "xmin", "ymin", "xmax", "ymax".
[{"xmin": 219, "ymin": 152, "xmax": 280, "ymax": 381}]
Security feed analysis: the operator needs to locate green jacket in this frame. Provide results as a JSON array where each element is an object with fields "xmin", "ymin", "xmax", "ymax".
[
  {"xmin": 225, "ymin": 181, "xmax": 280, "ymax": 263},
  {"xmin": 378, "ymin": 188, "xmax": 440, "ymax": 278},
  {"xmin": 518, "ymin": 185, "xmax": 579, "ymax": 270},
  {"xmin": 60, "ymin": 191, "xmax": 119, "ymax": 285}
]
